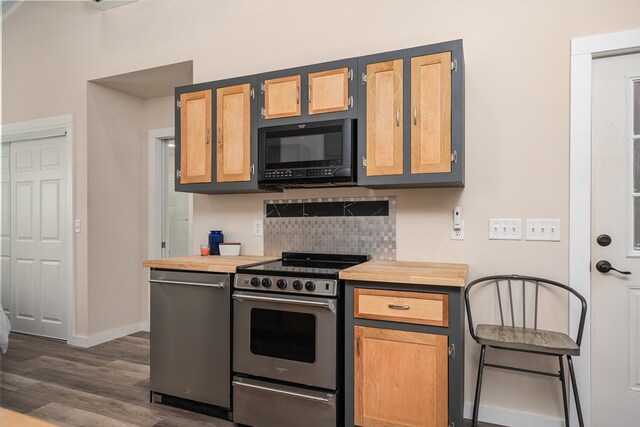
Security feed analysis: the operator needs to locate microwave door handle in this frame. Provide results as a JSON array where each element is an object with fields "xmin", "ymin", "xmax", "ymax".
[{"xmin": 233, "ymin": 293, "xmax": 335, "ymax": 310}]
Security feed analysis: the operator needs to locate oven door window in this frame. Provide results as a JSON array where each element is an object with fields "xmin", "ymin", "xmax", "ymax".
[{"xmin": 250, "ymin": 308, "xmax": 316, "ymax": 363}]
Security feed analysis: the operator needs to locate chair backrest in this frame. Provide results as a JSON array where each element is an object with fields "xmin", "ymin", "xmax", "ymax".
[{"xmin": 464, "ymin": 274, "xmax": 587, "ymax": 346}]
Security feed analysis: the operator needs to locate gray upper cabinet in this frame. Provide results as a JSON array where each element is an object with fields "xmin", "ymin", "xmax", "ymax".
[
  {"xmin": 174, "ymin": 40, "xmax": 464, "ymax": 193},
  {"xmin": 257, "ymin": 58, "xmax": 358, "ymax": 128},
  {"xmin": 357, "ymin": 40, "xmax": 465, "ymax": 188},
  {"xmin": 175, "ymin": 75, "xmax": 278, "ymax": 194}
]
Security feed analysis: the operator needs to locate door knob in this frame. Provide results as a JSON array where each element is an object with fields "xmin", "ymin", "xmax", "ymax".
[{"xmin": 595, "ymin": 260, "xmax": 631, "ymax": 275}]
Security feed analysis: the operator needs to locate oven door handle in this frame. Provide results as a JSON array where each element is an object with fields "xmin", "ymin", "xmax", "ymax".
[
  {"xmin": 232, "ymin": 293, "xmax": 335, "ymax": 310},
  {"xmin": 232, "ymin": 380, "xmax": 332, "ymax": 404}
]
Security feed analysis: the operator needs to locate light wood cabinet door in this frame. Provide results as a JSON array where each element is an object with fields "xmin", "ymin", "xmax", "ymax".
[
  {"xmin": 180, "ymin": 89, "xmax": 212, "ymax": 184},
  {"xmin": 410, "ymin": 52, "xmax": 452, "ymax": 174},
  {"xmin": 216, "ymin": 83, "xmax": 251, "ymax": 183},
  {"xmin": 263, "ymin": 75, "xmax": 301, "ymax": 119},
  {"xmin": 354, "ymin": 326, "xmax": 448, "ymax": 427},
  {"xmin": 365, "ymin": 59, "xmax": 403, "ymax": 176},
  {"xmin": 308, "ymin": 67, "xmax": 349, "ymax": 115}
]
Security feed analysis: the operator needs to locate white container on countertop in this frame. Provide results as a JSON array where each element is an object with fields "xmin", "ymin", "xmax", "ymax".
[{"xmin": 219, "ymin": 243, "xmax": 241, "ymax": 256}]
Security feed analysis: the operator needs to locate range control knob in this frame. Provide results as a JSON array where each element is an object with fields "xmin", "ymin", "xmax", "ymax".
[
  {"xmin": 250, "ymin": 277, "xmax": 260, "ymax": 287},
  {"xmin": 305, "ymin": 281, "xmax": 316, "ymax": 292},
  {"xmin": 292, "ymin": 280, "xmax": 303, "ymax": 291},
  {"xmin": 276, "ymin": 279, "xmax": 288, "ymax": 289},
  {"xmin": 261, "ymin": 278, "xmax": 272, "ymax": 288}
]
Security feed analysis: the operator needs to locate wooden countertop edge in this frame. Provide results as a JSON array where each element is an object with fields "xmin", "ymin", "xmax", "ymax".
[
  {"xmin": 142, "ymin": 256, "xmax": 279, "ymax": 273},
  {"xmin": 339, "ymin": 260, "xmax": 469, "ymax": 287}
]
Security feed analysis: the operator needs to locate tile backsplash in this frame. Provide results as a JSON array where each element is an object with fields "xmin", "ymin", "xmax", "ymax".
[{"xmin": 264, "ymin": 196, "xmax": 396, "ymax": 260}]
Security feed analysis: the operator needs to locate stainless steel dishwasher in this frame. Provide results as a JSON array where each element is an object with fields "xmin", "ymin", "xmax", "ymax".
[{"xmin": 149, "ymin": 269, "xmax": 231, "ymax": 416}]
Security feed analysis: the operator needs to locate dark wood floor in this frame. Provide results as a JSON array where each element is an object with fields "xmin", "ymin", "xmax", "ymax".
[{"xmin": 0, "ymin": 331, "xmax": 500, "ymax": 427}]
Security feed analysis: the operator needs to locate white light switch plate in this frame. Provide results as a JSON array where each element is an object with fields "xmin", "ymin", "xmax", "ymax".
[
  {"xmin": 489, "ymin": 219, "xmax": 522, "ymax": 240},
  {"xmin": 253, "ymin": 220, "xmax": 263, "ymax": 236},
  {"xmin": 525, "ymin": 219, "xmax": 560, "ymax": 241}
]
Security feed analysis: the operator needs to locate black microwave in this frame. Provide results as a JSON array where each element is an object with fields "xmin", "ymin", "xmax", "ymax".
[{"xmin": 258, "ymin": 119, "xmax": 356, "ymax": 188}]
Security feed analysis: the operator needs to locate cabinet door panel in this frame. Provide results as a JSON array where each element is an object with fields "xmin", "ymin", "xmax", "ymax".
[
  {"xmin": 411, "ymin": 52, "xmax": 452, "ymax": 174},
  {"xmin": 217, "ymin": 84, "xmax": 251, "ymax": 182},
  {"xmin": 264, "ymin": 75, "xmax": 301, "ymax": 119},
  {"xmin": 308, "ymin": 67, "xmax": 349, "ymax": 115},
  {"xmin": 366, "ymin": 60, "xmax": 403, "ymax": 176},
  {"xmin": 180, "ymin": 90, "xmax": 212, "ymax": 184},
  {"xmin": 354, "ymin": 326, "xmax": 447, "ymax": 427}
]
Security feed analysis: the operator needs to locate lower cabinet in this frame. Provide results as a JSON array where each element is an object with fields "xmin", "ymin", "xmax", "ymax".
[
  {"xmin": 345, "ymin": 281, "xmax": 465, "ymax": 427},
  {"xmin": 354, "ymin": 326, "xmax": 448, "ymax": 426}
]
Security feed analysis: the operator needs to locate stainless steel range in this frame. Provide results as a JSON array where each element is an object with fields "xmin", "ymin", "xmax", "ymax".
[{"xmin": 232, "ymin": 252, "xmax": 369, "ymax": 427}]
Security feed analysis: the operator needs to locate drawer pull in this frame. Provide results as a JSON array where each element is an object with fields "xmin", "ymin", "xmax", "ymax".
[{"xmin": 388, "ymin": 304, "xmax": 410, "ymax": 310}]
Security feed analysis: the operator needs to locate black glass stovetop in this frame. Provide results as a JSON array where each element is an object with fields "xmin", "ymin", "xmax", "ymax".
[{"xmin": 237, "ymin": 252, "xmax": 370, "ymax": 279}]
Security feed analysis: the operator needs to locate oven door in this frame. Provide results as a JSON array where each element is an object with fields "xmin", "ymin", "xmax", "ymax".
[{"xmin": 232, "ymin": 291, "xmax": 337, "ymax": 390}]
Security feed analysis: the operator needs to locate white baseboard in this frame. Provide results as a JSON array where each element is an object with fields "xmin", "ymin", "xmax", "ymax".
[
  {"xmin": 67, "ymin": 322, "xmax": 145, "ymax": 348},
  {"xmin": 141, "ymin": 321, "xmax": 150, "ymax": 332},
  {"xmin": 464, "ymin": 402, "xmax": 564, "ymax": 427}
]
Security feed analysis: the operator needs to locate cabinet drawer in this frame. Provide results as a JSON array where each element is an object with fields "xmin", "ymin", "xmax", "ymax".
[{"xmin": 354, "ymin": 288, "xmax": 448, "ymax": 327}]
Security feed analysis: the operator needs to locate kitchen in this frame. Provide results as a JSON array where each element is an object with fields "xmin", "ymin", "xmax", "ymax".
[{"xmin": 1, "ymin": 1, "xmax": 640, "ymax": 426}]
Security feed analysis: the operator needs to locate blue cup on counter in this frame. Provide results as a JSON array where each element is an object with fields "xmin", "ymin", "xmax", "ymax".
[{"xmin": 208, "ymin": 230, "xmax": 224, "ymax": 255}]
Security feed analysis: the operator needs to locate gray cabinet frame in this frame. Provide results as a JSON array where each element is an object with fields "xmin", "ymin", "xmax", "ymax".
[
  {"xmin": 344, "ymin": 280, "xmax": 465, "ymax": 427},
  {"xmin": 356, "ymin": 39, "xmax": 465, "ymax": 188},
  {"xmin": 175, "ymin": 76, "xmax": 278, "ymax": 194}
]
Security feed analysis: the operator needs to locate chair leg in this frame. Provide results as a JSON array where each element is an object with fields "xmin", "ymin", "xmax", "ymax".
[
  {"xmin": 567, "ymin": 355, "xmax": 584, "ymax": 427},
  {"xmin": 558, "ymin": 356, "xmax": 569, "ymax": 427},
  {"xmin": 472, "ymin": 345, "xmax": 487, "ymax": 427}
]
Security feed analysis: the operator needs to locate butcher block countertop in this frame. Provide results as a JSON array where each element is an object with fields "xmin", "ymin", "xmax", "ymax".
[
  {"xmin": 142, "ymin": 255, "xmax": 279, "ymax": 273},
  {"xmin": 340, "ymin": 260, "xmax": 468, "ymax": 287}
]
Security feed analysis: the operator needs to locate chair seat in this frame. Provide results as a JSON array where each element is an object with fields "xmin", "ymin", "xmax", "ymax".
[{"xmin": 476, "ymin": 324, "xmax": 580, "ymax": 356}]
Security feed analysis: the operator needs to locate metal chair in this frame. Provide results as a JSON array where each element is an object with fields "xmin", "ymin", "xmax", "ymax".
[{"xmin": 464, "ymin": 275, "xmax": 587, "ymax": 427}]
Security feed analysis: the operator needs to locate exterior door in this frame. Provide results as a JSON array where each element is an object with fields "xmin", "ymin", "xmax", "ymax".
[
  {"xmin": 10, "ymin": 137, "xmax": 67, "ymax": 339},
  {"xmin": 591, "ymin": 52, "xmax": 640, "ymax": 425}
]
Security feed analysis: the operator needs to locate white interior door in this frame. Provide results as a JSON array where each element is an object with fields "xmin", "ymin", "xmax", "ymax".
[
  {"xmin": 10, "ymin": 136, "xmax": 67, "ymax": 339},
  {"xmin": 591, "ymin": 52, "xmax": 640, "ymax": 425},
  {"xmin": 1, "ymin": 150, "xmax": 11, "ymax": 314}
]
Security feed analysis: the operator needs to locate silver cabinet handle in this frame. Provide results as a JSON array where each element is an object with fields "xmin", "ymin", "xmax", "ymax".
[
  {"xmin": 150, "ymin": 279, "xmax": 225, "ymax": 289},
  {"xmin": 388, "ymin": 304, "xmax": 410, "ymax": 310},
  {"xmin": 233, "ymin": 293, "xmax": 335, "ymax": 310},
  {"xmin": 413, "ymin": 106, "xmax": 417, "ymax": 125},
  {"xmin": 308, "ymin": 86, "xmax": 312, "ymax": 104},
  {"xmin": 296, "ymin": 86, "xmax": 300, "ymax": 104},
  {"xmin": 232, "ymin": 380, "xmax": 331, "ymax": 404},
  {"xmin": 396, "ymin": 107, "xmax": 400, "ymax": 127}
]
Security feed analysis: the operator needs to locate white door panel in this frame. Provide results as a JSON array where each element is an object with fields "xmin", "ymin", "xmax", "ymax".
[
  {"xmin": 591, "ymin": 53, "xmax": 640, "ymax": 425},
  {"xmin": 1, "ymin": 152, "xmax": 10, "ymax": 315},
  {"xmin": 10, "ymin": 136, "xmax": 67, "ymax": 339}
]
